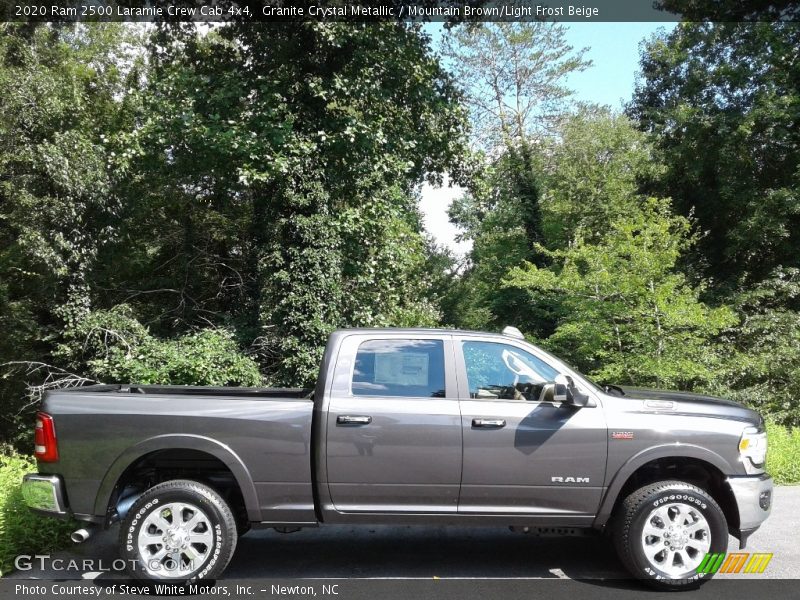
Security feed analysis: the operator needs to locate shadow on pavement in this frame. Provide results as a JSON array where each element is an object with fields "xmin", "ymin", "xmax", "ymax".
[{"xmin": 226, "ymin": 525, "xmax": 627, "ymax": 580}]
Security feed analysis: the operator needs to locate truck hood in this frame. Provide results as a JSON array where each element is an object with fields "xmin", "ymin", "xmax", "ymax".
[{"xmin": 619, "ymin": 386, "xmax": 763, "ymax": 427}]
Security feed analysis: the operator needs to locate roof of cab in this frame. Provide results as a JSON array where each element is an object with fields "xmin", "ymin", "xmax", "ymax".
[{"xmin": 329, "ymin": 327, "xmax": 518, "ymax": 338}]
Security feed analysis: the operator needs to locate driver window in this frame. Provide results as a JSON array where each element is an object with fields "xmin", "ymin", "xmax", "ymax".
[{"xmin": 462, "ymin": 341, "xmax": 559, "ymax": 401}]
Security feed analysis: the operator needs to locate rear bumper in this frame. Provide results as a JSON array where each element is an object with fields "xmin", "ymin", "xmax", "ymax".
[
  {"xmin": 21, "ymin": 473, "xmax": 70, "ymax": 519},
  {"xmin": 728, "ymin": 473, "xmax": 772, "ymax": 532}
]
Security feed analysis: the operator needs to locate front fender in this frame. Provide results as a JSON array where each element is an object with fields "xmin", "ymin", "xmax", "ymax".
[
  {"xmin": 93, "ymin": 434, "xmax": 261, "ymax": 522},
  {"xmin": 593, "ymin": 443, "xmax": 735, "ymax": 528}
]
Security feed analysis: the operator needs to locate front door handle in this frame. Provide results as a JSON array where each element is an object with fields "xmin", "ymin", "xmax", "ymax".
[
  {"xmin": 472, "ymin": 418, "xmax": 506, "ymax": 428},
  {"xmin": 337, "ymin": 415, "xmax": 372, "ymax": 426}
]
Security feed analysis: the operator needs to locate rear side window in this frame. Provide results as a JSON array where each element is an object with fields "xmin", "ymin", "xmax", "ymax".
[{"xmin": 352, "ymin": 339, "xmax": 446, "ymax": 398}]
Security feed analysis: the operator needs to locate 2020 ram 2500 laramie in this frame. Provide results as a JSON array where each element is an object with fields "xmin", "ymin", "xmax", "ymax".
[{"xmin": 22, "ymin": 327, "xmax": 772, "ymax": 589}]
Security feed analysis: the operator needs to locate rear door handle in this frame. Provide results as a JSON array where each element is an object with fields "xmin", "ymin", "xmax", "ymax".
[
  {"xmin": 472, "ymin": 418, "xmax": 506, "ymax": 428},
  {"xmin": 337, "ymin": 415, "xmax": 372, "ymax": 425}
]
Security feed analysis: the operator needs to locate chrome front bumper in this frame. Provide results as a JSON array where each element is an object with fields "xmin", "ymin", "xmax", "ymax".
[
  {"xmin": 728, "ymin": 473, "xmax": 773, "ymax": 531},
  {"xmin": 21, "ymin": 474, "xmax": 69, "ymax": 517}
]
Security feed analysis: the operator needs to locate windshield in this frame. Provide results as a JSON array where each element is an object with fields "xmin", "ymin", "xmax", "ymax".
[{"xmin": 528, "ymin": 344, "xmax": 605, "ymax": 393}]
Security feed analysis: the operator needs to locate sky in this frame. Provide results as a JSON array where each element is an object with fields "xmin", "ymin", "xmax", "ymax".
[{"xmin": 419, "ymin": 22, "xmax": 677, "ymax": 258}]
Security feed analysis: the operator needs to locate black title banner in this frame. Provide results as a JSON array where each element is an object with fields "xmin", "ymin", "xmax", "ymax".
[{"xmin": 1, "ymin": 1, "xmax": 799, "ymax": 23}]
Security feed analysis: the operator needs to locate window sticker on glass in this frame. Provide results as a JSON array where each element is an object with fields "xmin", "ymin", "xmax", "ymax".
[{"xmin": 374, "ymin": 352, "xmax": 429, "ymax": 386}]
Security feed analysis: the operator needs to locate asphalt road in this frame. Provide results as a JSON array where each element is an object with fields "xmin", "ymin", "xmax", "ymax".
[{"xmin": 7, "ymin": 486, "xmax": 798, "ymax": 583}]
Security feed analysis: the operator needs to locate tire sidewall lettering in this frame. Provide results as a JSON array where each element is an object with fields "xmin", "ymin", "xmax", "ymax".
[
  {"xmin": 652, "ymin": 493, "xmax": 707, "ymax": 511},
  {"xmin": 121, "ymin": 483, "xmax": 233, "ymax": 581},
  {"xmin": 618, "ymin": 483, "xmax": 726, "ymax": 590},
  {"xmin": 126, "ymin": 498, "xmax": 159, "ymax": 552},
  {"xmin": 644, "ymin": 493, "xmax": 713, "ymax": 581},
  {"xmin": 196, "ymin": 523, "xmax": 224, "ymax": 580}
]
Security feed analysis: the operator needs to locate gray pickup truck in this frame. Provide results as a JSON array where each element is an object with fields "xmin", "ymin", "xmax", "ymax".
[{"xmin": 23, "ymin": 327, "xmax": 772, "ymax": 589}]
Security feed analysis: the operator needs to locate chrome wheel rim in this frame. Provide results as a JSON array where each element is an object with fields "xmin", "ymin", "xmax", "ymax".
[
  {"xmin": 641, "ymin": 502, "xmax": 711, "ymax": 578},
  {"xmin": 137, "ymin": 502, "xmax": 214, "ymax": 578}
]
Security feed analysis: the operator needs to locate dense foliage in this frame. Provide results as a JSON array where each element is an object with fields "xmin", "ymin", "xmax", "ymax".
[
  {"xmin": 55, "ymin": 305, "xmax": 263, "ymax": 387},
  {"xmin": 0, "ymin": 24, "xmax": 142, "ymax": 443},
  {"xmin": 115, "ymin": 23, "xmax": 467, "ymax": 386},
  {"xmin": 631, "ymin": 22, "xmax": 800, "ymax": 289},
  {"xmin": 505, "ymin": 199, "xmax": 736, "ymax": 390},
  {"xmin": 0, "ymin": 22, "xmax": 466, "ymax": 443}
]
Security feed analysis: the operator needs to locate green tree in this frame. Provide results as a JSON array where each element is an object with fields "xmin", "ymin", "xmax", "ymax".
[
  {"xmin": 442, "ymin": 22, "xmax": 590, "ymax": 146},
  {"xmin": 441, "ymin": 23, "xmax": 589, "ymax": 330},
  {"xmin": 97, "ymin": 23, "xmax": 467, "ymax": 385},
  {"xmin": 504, "ymin": 199, "xmax": 736, "ymax": 389},
  {"xmin": 0, "ymin": 23, "xmax": 141, "ymax": 442},
  {"xmin": 55, "ymin": 305, "xmax": 263, "ymax": 387},
  {"xmin": 445, "ymin": 154, "xmax": 545, "ymax": 330},
  {"xmin": 629, "ymin": 19, "xmax": 800, "ymax": 425},
  {"xmin": 445, "ymin": 108, "xmax": 665, "ymax": 337},
  {"xmin": 713, "ymin": 269, "xmax": 800, "ymax": 426},
  {"xmin": 443, "ymin": 22, "xmax": 589, "ymax": 248},
  {"xmin": 540, "ymin": 107, "xmax": 665, "ymax": 248},
  {"xmin": 631, "ymin": 22, "xmax": 800, "ymax": 289}
]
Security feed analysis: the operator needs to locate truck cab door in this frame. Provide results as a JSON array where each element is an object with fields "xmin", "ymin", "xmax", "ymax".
[
  {"xmin": 455, "ymin": 337, "xmax": 607, "ymax": 522},
  {"xmin": 321, "ymin": 334, "xmax": 462, "ymax": 514}
]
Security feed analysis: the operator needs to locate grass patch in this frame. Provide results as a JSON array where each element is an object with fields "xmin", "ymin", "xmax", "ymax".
[
  {"xmin": 766, "ymin": 421, "xmax": 800, "ymax": 485},
  {"xmin": 0, "ymin": 450, "xmax": 76, "ymax": 577}
]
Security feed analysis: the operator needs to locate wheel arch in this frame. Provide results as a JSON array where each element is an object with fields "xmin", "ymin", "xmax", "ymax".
[
  {"xmin": 595, "ymin": 445, "xmax": 738, "ymax": 531},
  {"xmin": 94, "ymin": 434, "xmax": 261, "ymax": 524}
]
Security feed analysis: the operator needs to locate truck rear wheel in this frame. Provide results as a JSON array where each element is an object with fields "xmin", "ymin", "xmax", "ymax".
[
  {"xmin": 119, "ymin": 479, "xmax": 237, "ymax": 582},
  {"xmin": 613, "ymin": 480, "xmax": 727, "ymax": 590}
]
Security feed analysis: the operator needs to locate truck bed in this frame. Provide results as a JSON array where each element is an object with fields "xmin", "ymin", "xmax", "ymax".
[
  {"xmin": 53, "ymin": 383, "xmax": 313, "ymax": 399},
  {"xmin": 41, "ymin": 384, "xmax": 317, "ymax": 524}
]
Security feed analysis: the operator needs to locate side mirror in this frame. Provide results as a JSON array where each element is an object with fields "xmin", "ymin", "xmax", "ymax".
[
  {"xmin": 538, "ymin": 382, "xmax": 568, "ymax": 403},
  {"xmin": 565, "ymin": 388, "xmax": 590, "ymax": 407},
  {"xmin": 545, "ymin": 375, "xmax": 593, "ymax": 407}
]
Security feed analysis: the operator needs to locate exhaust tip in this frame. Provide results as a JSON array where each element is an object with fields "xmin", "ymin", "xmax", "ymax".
[{"xmin": 71, "ymin": 528, "xmax": 93, "ymax": 544}]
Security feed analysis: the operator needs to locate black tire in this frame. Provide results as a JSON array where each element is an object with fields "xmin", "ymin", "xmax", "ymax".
[
  {"xmin": 119, "ymin": 479, "xmax": 237, "ymax": 583},
  {"xmin": 613, "ymin": 480, "xmax": 727, "ymax": 590},
  {"xmin": 236, "ymin": 520, "xmax": 252, "ymax": 537}
]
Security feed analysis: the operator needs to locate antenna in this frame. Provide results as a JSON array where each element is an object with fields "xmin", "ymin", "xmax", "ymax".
[{"xmin": 502, "ymin": 326, "xmax": 525, "ymax": 340}]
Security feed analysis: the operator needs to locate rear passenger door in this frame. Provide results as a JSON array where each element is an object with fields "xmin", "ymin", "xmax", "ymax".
[{"xmin": 324, "ymin": 335, "xmax": 462, "ymax": 513}]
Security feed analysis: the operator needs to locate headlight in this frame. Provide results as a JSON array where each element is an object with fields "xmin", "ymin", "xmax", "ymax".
[{"xmin": 739, "ymin": 426, "xmax": 767, "ymax": 468}]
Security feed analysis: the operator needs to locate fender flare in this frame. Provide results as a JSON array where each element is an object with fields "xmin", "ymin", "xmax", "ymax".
[
  {"xmin": 93, "ymin": 434, "xmax": 261, "ymax": 522},
  {"xmin": 593, "ymin": 443, "xmax": 734, "ymax": 528}
]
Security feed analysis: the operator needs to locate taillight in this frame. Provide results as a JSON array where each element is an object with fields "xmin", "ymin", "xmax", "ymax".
[{"xmin": 34, "ymin": 412, "xmax": 59, "ymax": 462}]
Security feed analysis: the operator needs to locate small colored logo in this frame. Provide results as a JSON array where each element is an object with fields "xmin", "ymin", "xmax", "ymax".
[{"xmin": 697, "ymin": 552, "xmax": 773, "ymax": 574}]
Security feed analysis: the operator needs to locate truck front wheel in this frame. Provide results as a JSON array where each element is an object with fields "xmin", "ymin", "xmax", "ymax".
[
  {"xmin": 119, "ymin": 479, "xmax": 238, "ymax": 582},
  {"xmin": 613, "ymin": 480, "xmax": 727, "ymax": 590}
]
